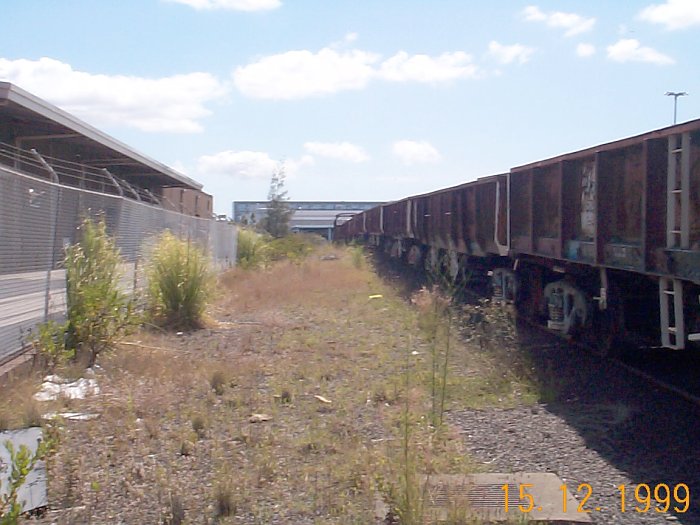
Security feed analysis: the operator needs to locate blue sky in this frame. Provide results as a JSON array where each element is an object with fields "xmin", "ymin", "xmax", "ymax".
[{"xmin": 2, "ymin": 0, "xmax": 699, "ymax": 215}]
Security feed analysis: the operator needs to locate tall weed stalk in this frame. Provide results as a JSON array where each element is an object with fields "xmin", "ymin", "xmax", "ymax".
[
  {"xmin": 395, "ymin": 336, "xmax": 424, "ymax": 525},
  {"xmin": 413, "ymin": 286, "xmax": 453, "ymax": 429}
]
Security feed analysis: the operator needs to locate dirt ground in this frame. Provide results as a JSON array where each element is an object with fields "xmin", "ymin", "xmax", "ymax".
[{"xmin": 7, "ymin": 246, "xmax": 534, "ymax": 524}]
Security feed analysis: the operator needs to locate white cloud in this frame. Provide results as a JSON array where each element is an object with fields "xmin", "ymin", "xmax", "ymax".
[
  {"xmin": 285, "ymin": 154, "xmax": 315, "ymax": 176},
  {"xmin": 606, "ymin": 39, "xmax": 675, "ymax": 65},
  {"xmin": 234, "ymin": 40, "xmax": 496, "ymax": 99},
  {"xmin": 487, "ymin": 41, "xmax": 534, "ymax": 65},
  {"xmin": 198, "ymin": 150, "xmax": 278, "ymax": 179},
  {"xmin": 379, "ymin": 51, "xmax": 480, "ymax": 83},
  {"xmin": 303, "ymin": 141, "xmax": 369, "ymax": 163},
  {"xmin": 392, "ymin": 140, "xmax": 441, "ymax": 166},
  {"xmin": 523, "ymin": 5, "xmax": 595, "ymax": 36},
  {"xmin": 0, "ymin": 57, "xmax": 226, "ymax": 133},
  {"xmin": 233, "ymin": 48, "xmax": 379, "ymax": 99},
  {"xmin": 163, "ymin": 0, "xmax": 281, "ymax": 11},
  {"xmin": 639, "ymin": 0, "xmax": 700, "ymax": 30},
  {"xmin": 197, "ymin": 150, "xmax": 312, "ymax": 179},
  {"xmin": 576, "ymin": 43, "xmax": 596, "ymax": 57}
]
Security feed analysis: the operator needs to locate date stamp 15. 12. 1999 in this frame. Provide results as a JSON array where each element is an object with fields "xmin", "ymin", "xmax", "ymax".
[{"xmin": 501, "ymin": 482, "xmax": 690, "ymax": 514}]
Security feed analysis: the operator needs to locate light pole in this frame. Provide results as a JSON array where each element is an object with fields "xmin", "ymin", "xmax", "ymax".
[{"xmin": 665, "ymin": 91, "xmax": 688, "ymax": 124}]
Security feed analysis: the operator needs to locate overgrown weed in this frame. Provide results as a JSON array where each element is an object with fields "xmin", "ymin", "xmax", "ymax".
[
  {"xmin": 235, "ymin": 229, "xmax": 320, "ymax": 270},
  {"xmin": 146, "ymin": 231, "xmax": 215, "ymax": 329},
  {"xmin": 349, "ymin": 243, "xmax": 365, "ymax": 269},
  {"xmin": 412, "ymin": 286, "xmax": 453, "ymax": 428},
  {"xmin": 236, "ymin": 228, "xmax": 269, "ymax": 270}
]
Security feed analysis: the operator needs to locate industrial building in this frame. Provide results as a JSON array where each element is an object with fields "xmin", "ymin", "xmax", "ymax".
[{"xmin": 232, "ymin": 201, "xmax": 382, "ymax": 239}]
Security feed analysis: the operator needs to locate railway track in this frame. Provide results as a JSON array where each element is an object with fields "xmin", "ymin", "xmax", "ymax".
[
  {"xmin": 614, "ymin": 353, "xmax": 700, "ymax": 408},
  {"xmin": 518, "ymin": 311, "xmax": 700, "ymax": 408}
]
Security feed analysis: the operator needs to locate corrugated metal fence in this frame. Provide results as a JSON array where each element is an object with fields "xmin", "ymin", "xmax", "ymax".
[{"xmin": 0, "ymin": 145, "xmax": 237, "ymax": 364}]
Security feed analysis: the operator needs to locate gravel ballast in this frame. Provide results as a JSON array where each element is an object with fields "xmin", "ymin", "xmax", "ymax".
[{"xmin": 448, "ymin": 324, "xmax": 700, "ymax": 525}]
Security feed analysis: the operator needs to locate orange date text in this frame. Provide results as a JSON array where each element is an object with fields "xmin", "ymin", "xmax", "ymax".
[{"xmin": 500, "ymin": 482, "xmax": 690, "ymax": 514}]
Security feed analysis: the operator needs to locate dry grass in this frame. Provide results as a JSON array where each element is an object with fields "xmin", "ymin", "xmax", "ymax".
[
  {"xmin": 11, "ymin": 247, "xmax": 538, "ymax": 524},
  {"xmin": 0, "ymin": 373, "xmax": 45, "ymax": 431},
  {"xmin": 218, "ymin": 246, "xmax": 366, "ymax": 315}
]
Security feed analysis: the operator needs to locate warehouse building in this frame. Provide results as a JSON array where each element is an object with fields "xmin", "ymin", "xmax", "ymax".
[{"xmin": 232, "ymin": 201, "xmax": 382, "ymax": 239}]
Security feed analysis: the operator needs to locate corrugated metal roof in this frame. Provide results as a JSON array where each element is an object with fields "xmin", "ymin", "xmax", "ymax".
[{"xmin": 0, "ymin": 82, "xmax": 201, "ymax": 190}]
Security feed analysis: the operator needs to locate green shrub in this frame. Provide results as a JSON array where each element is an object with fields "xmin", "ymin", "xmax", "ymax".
[
  {"xmin": 31, "ymin": 320, "xmax": 73, "ymax": 370},
  {"xmin": 147, "ymin": 231, "xmax": 214, "ymax": 329},
  {"xmin": 0, "ymin": 435, "xmax": 55, "ymax": 525},
  {"xmin": 265, "ymin": 233, "xmax": 316, "ymax": 263},
  {"xmin": 64, "ymin": 217, "xmax": 134, "ymax": 366},
  {"xmin": 237, "ymin": 230, "xmax": 318, "ymax": 269},
  {"xmin": 236, "ymin": 229, "xmax": 269, "ymax": 269}
]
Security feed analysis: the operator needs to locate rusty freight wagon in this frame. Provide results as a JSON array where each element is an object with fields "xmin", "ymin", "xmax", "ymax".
[
  {"xmin": 409, "ymin": 176, "xmax": 508, "ymax": 257},
  {"xmin": 334, "ymin": 212, "xmax": 364, "ymax": 240},
  {"xmin": 335, "ymin": 119, "xmax": 700, "ymax": 353},
  {"xmin": 352, "ymin": 176, "xmax": 510, "ymax": 284},
  {"xmin": 508, "ymin": 119, "xmax": 700, "ymax": 352},
  {"xmin": 364, "ymin": 205, "xmax": 383, "ymax": 237}
]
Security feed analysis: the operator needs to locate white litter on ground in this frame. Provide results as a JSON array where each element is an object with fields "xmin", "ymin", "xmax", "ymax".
[
  {"xmin": 42, "ymin": 412, "xmax": 100, "ymax": 421},
  {"xmin": 33, "ymin": 376, "xmax": 100, "ymax": 402}
]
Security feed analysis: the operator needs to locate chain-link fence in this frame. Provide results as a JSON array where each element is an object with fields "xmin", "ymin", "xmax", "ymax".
[{"xmin": 0, "ymin": 144, "xmax": 237, "ymax": 364}]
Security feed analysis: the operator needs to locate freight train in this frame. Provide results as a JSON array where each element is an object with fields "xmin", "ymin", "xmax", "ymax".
[{"xmin": 335, "ymin": 119, "xmax": 700, "ymax": 355}]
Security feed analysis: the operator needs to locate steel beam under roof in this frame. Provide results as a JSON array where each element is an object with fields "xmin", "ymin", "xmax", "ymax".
[{"xmin": 0, "ymin": 82, "xmax": 202, "ymax": 190}]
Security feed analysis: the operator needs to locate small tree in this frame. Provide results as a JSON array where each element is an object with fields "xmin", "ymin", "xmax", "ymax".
[
  {"xmin": 260, "ymin": 166, "xmax": 293, "ymax": 238},
  {"xmin": 64, "ymin": 217, "xmax": 134, "ymax": 366}
]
